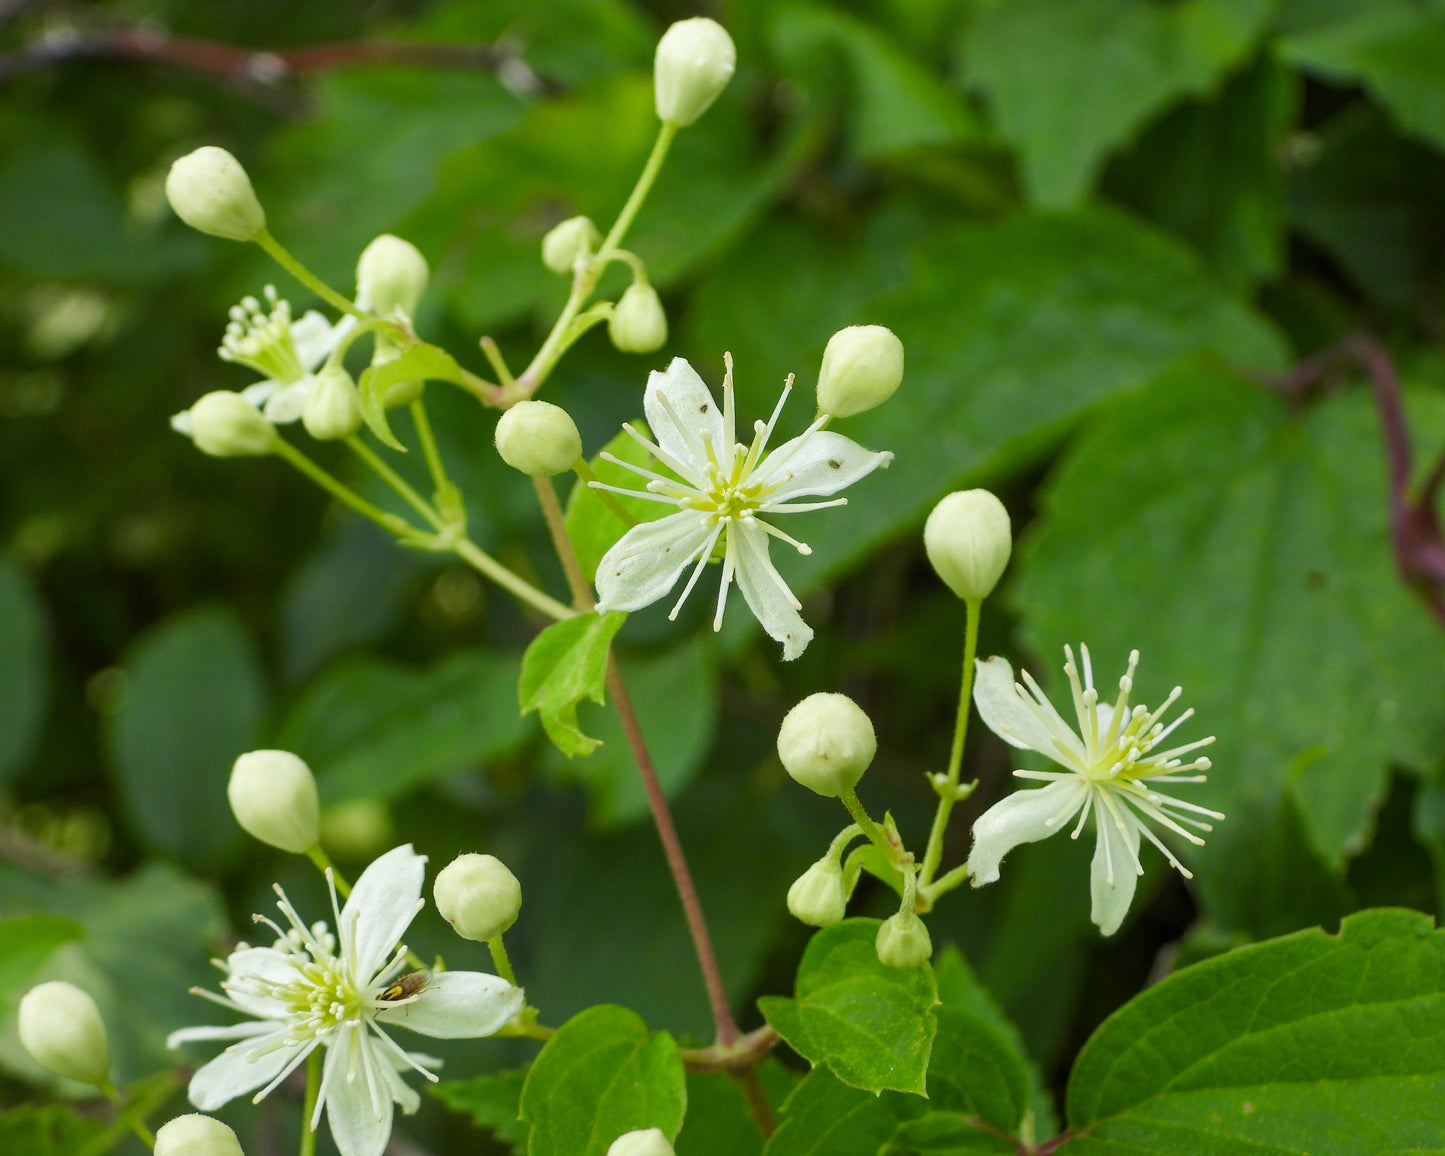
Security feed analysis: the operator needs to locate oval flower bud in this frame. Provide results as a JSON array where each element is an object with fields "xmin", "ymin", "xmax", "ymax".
[
  {"xmin": 777, "ymin": 692, "xmax": 877, "ymax": 798},
  {"xmin": 542, "ymin": 215, "xmax": 602, "ymax": 276},
  {"xmin": 923, "ymin": 489, "xmax": 1012, "ymax": 602},
  {"xmin": 608, "ymin": 283, "xmax": 668, "ymax": 354},
  {"xmin": 228, "ymin": 750, "xmax": 320, "ymax": 854},
  {"xmin": 156, "ymin": 1114, "xmax": 245, "ymax": 1156},
  {"xmin": 875, "ymin": 911, "xmax": 932, "ymax": 969},
  {"xmin": 608, "ymin": 1128, "xmax": 676, "ymax": 1156},
  {"xmin": 654, "ymin": 17, "xmax": 736, "ymax": 127},
  {"xmin": 816, "ymin": 325, "xmax": 904, "ymax": 418},
  {"xmin": 434, "ymin": 853, "xmax": 523, "ymax": 942},
  {"xmin": 18, "ymin": 981, "xmax": 111, "ymax": 1085},
  {"xmin": 165, "ymin": 146, "xmax": 266, "ymax": 242},
  {"xmin": 356, "ymin": 234, "xmax": 429, "ymax": 318},
  {"xmin": 787, "ymin": 856, "xmax": 848, "ymax": 927},
  {"xmin": 494, "ymin": 400, "xmax": 583, "ymax": 477},
  {"xmin": 182, "ymin": 391, "xmax": 278, "ymax": 457},
  {"xmin": 302, "ymin": 365, "xmax": 363, "ymax": 441}
]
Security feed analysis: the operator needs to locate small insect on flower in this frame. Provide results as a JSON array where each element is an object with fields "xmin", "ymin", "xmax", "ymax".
[{"xmin": 376, "ymin": 970, "xmax": 430, "ymax": 1002}]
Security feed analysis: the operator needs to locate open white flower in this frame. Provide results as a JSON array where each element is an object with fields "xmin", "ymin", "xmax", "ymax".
[
  {"xmin": 965, "ymin": 646, "xmax": 1221, "ymax": 935},
  {"xmin": 168, "ymin": 844, "xmax": 523, "ymax": 1156},
  {"xmin": 217, "ymin": 285, "xmax": 343, "ymax": 423},
  {"xmin": 591, "ymin": 356, "xmax": 892, "ymax": 660}
]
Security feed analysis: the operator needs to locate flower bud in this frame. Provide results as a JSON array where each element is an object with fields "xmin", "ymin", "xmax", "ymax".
[
  {"xmin": 608, "ymin": 283, "xmax": 668, "ymax": 354},
  {"xmin": 542, "ymin": 216, "xmax": 601, "ymax": 276},
  {"xmin": 923, "ymin": 489, "xmax": 1012, "ymax": 602},
  {"xmin": 608, "ymin": 1128, "xmax": 675, "ymax": 1156},
  {"xmin": 156, "ymin": 1115, "xmax": 245, "ymax": 1156},
  {"xmin": 227, "ymin": 750, "xmax": 320, "ymax": 854},
  {"xmin": 180, "ymin": 391, "xmax": 278, "ymax": 457},
  {"xmin": 18, "ymin": 982, "xmax": 111, "ymax": 1085},
  {"xmin": 654, "ymin": 18, "xmax": 736, "ymax": 127},
  {"xmin": 434, "ymin": 853, "xmax": 522, "ymax": 942},
  {"xmin": 875, "ymin": 911, "xmax": 932, "ymax": 969},
  {"xmin": 787, "ymin": 856, "xmax": 847, "ymax": 927},
  {"xmin": 494, "ymin": 400, "xmax": 583, "ymax": 477},
  {"xmin": 816, "ymin": 325, "xmax": 904, "ymax": 418},
  {"xmin": 165, "ymin": 147, "xmax": 266, "ymax": 242},
  {"xmin": 356, "ymin": 234, "xmax": 429, "ymax": 318},
  {"xmin": 302, "ymin": 365, "xmax": 363, "ymax": 441},
  {"xmin": 777, "ymin": 692, "xmax": 876, "ymax": 797}
]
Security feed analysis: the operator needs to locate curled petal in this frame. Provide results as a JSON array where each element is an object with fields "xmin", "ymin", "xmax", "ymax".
[
  {"xmin": 374, "ymin": 972, "xmax": 523, "ymax": 1039},
  {"xmin": 594, "ymin": 511, "xmax": 716, "ymax": 613},
  {"xmin": 320, "ymin": 1029, "xmax": 394, "ymax": 1156},
  {"xmin": 1091, "ymin": 805, "xmax": 1143, "ymax": 936},
  {"xmin": 755, "ymin": 431, "xmax": 892, "ymax": 502},
  {"xmin": 187, "ymin": 1027, "xmax": 307, "ymax": 1110},
  {"xmin": 973, "ymin": 657, "xmax": 1069, "ymax": 760},
  {"xmin": 291, "ymin": 310, "xmax": 342, "ymax": 369},
  {"xmin": 965, "ymin": 778, "xmax": 1088, "ymax": 886},
  {"xmin": 733, "ymin": 522, "xmax": 813, "ymax": 661},
  {"xmin": 343, "ymin": 845, "xmax": 425, "ymax": 985},
  {"xmin": 644, "ymin": 358, "xmax": 725, "ymax": 477}
]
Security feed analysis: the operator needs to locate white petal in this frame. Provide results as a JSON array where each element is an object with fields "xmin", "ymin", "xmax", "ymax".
[
  {"xmin": 322, "ymin": 1031, "xmax": 395, "ymax": 1156},
  {"xmin": 732, "ymin": 523, "xmax": 813, "ymax": 661},
  {"xmin": 224, "ymin": 946, "xmax": 301, "ymax": 1018},
  {"xmin": 755, "ymin": 431, "xmax": 892, "ymax": 502},
  {"xmin": 168, "ymin": 1020, "xmax": 276, "ymax": 1048},
  {"xmin": 644, "ymin": 358, "xmax": 725, "ymax": 474},
  {"xmin": 187, "ymin": 1029, "xmax": 306, "ymax": 1110},
  {"xmin": 973, "ymin": 657, "xmax": 1069, "ymax": 759},
  {"xmin": 261, "ymin": 378, "xmax": 312, "ymax": 424},
  {"xmin": 292, "ymin": 311, "xmax": 341, "ymax": 369},
  {"xmin": 965, "ymin": 778, "xmax": 1088, "ymax": 885},
  {"xmin": 594, "ymin": 510, "xmax": 716, "ymax": 613},
  {"xmin": 241, "ymin": 380, "xmax": 278, "ymax": 408},
  {"xmin": 1091, "ymin": 802, "xmax": 1143, "ymax": 936},
  {"xmin": 374, "ymin": 972, "xmax": 524, "ymax": 1039},
  {"xmin": 343, "ymin": 845, "xmax": 425, "ymax": 985}
]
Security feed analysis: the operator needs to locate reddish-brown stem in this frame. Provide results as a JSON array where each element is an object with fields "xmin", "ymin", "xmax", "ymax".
[
  {"xmin": 532, "ymin": 476, "xmax": 591, "ymax": 610},
  {"xmin": 729, "ymin": 1063, "xmax": 778, "ymax": 1138},
  {"xmin": 606, "ymin": 659, "xmax": 740, "ymax": 1047}
]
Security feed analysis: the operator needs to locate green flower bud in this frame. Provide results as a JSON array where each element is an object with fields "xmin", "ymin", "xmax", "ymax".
[
  {"xmin": 608, "ymin": 283, "xmax": 668, "ymax": 354},
  {"xmin": 434, "ymin": 853, "xmax": 522, "ymax": 942},
  {"xmin": 923, "ymin": 489, "xmax": 1012, "ymax": 602},
  {"xmin": 356, "ymin": 234, "xmax": 429, "ymax": 318},
  {"xmin": 180, "ymin": 391, "xmax": 278, "ymax": 457},
  {"xmin": 227, "ymin": 750, "xmax": 320, "ymax": 854},
  {"xmin": 654, "ymin": 17, "xmax": 736, "ymax": 127},
  {"xmin": 18, "ymin": 982, "xmax": 111, "ymax": 1085},
  {"xmin": 542, "ymin": 215, "xmax": 601, "ymax": 276},
  {"xmin": 155, "ymin": 1115, "xmax": 245, "ymax": 1156},
  {"xmin": 777, "ymin": 692, "xmax": 877, "ymax": 798},
  {"xmin": 787, "ymin": 856, "xmax": 848, "ymax": 927},
  {"xmin": 165, "ymin": 146, "xmax": 266, "ymax": 242},
  {"xmin": 301, "ymin": 365, "xmax": 363, "ymax": 441},
  {"xmin": 875, "ymin": 911, "xmax": 932, "ymax": 969},
  {"xmin": 816, "ymin": 325, "xmax": 904, "ymax": 418},
  {"xmin": 494, "ymin": 400, "xmax": 583, "ymax": 477},
  {"xmin": 608, "ymin": 1128, "xmax": 675, "ymax": 1156}
]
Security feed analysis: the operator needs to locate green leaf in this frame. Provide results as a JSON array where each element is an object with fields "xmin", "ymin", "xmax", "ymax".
[
  {"xmin": 433, "ymin": 1066, "xmax": 529, "ymax": 1150},
  {"xmin": 0, "ymin": 558, "xmax": 48, "ymax": 784},
  {"xmin": 357, "ymin": 342, "xmax": 468, "ymax": 449},
  {"xmin": 759, "ymin": 919, "xmax": 938, "ymax": 1096},
  {"xmin": 961, "ymin": 0, "xmax": 1274, "ymax": 207},
  {"xmin": 1283, "ymin": 5, "xmax": 1445, "ymax": 154},
  {"xmin": 1013, "ymin": 362, "xmax": 1445, "ymax": 933},
  {"xmin": 765, "ymin": 1068, "xmax": 903, "ymax": 1156},
  {"xmin": 0, "ymin": 1104, "xmax": 107, "ymax": 1156},
  {"xmin": 677, "ymin": 1060, "xmax": 797, "ymax": 1156},
  {"xmin": 278, "ymin": 648, "xmax": 528, "ymax": 805},
  {"xmin": 550, "ymin": 641, "xmax": 718, "ymax": 827},
  {"xmin": 924, "ymin": 1008, "xmax": 1031, "ymax": 1137},
  {"xmin": 1063, "ymin": 908, "xmax": 1445, "ymax": 1152},
  {"xmin": 0, "ymin": 915, "xmax": 82, "ymax": 1002},
  {"xmin": 519, "ymin": 1004, "xmax": 686, "ymax": 1156},
  {"xmin": 106, "ymin": 605, "xmax": 266, "ymax": 867},
  {"xmin": 519, "ymin": 612, "xmax": 627, "ymax": 757},
  {"xmin": 565, "ymin": 423, "xmax": 670, "ymax": 584}
]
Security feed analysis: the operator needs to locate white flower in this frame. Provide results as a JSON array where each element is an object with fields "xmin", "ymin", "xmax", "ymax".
[
  {"xmin": 591, "ymin": 356, "xmax": 892, "ymax": 660},
  {"xmin": 965, "ymin": 646, "xmax": 1221, "ymax": 936},
  {"xmin": 167, "ymin": 845, "xmax": 523, "ymax": 1156},
  {"xmin": 217, "ymin": 285, "xmax": 344, "ymax": 423}
]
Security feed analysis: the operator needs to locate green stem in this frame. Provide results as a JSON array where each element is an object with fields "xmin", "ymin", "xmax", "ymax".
[
  {"xmin": 272, "ymin": 438, "xmax": 416, "ymax": 537},
  {"xmin": 255, "ymin": 229, "xmax": 367, "ymax": 321},
  {"xmin": 840, "ymin": 787, "xmax": 895, "ymax": 863},
  {"xmin": 480, "ymin": 336, "xmax": 517, "ymax": 389},
  {"xmin": 346, "ymin": 436, "xmax": 442, "ymax": 529},
  {"xmin": 919, "ymin": 598, "xmax": 982, "ymax": 889},
  {"xmin": 453, "ymin": 537, "xmax": 575, "ymax": 621},
  {"xmin": 533, "ymin": 475, "xmax": 593, "ymax": 610},
  {"xmin": 600, "ymin": 121, "xmax": 677, "ymax": 254},
  {"xmin": 574, "ymin": 460, "xmax": 638, "ymax": 528},
  {"xmin": 99, "ymin": 1079, "xmax": 156, "ymax": 1150},
  {"xmin": 488, "ymin": 935, "xmax": 517, "ymax": 985},
  {"xmin": 306, "ymin": 845, "xmax": 352, "ymax": 900},
  {"xmin": 299, "ymin": 1049, "xmax": 321, "ymax": 1156},
  {"xmin": 408, "ymin": 397, "xmax": 452, "ymax": 503}
]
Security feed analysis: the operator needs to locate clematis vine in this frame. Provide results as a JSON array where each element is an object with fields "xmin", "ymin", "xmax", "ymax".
[
  {"xmin": 965, "ymin": 646, "xmax": 1221, "ymax": 935},
  {"xmin": 591, "ymin": 355, "xmax": 892, "ymax": 660},
  {"xmin": 210, "ymin": 284, "xmax": 343, "ymax": 425},
  {"xmin": 167, "ymin": 844, "xmax": 523, "ymax": 1156}
]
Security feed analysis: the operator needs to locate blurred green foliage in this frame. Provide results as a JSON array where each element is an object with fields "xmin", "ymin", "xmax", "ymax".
[{"xmin": 1, "ymin": 0, "xmax": 1444, "ymax": 1151}]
